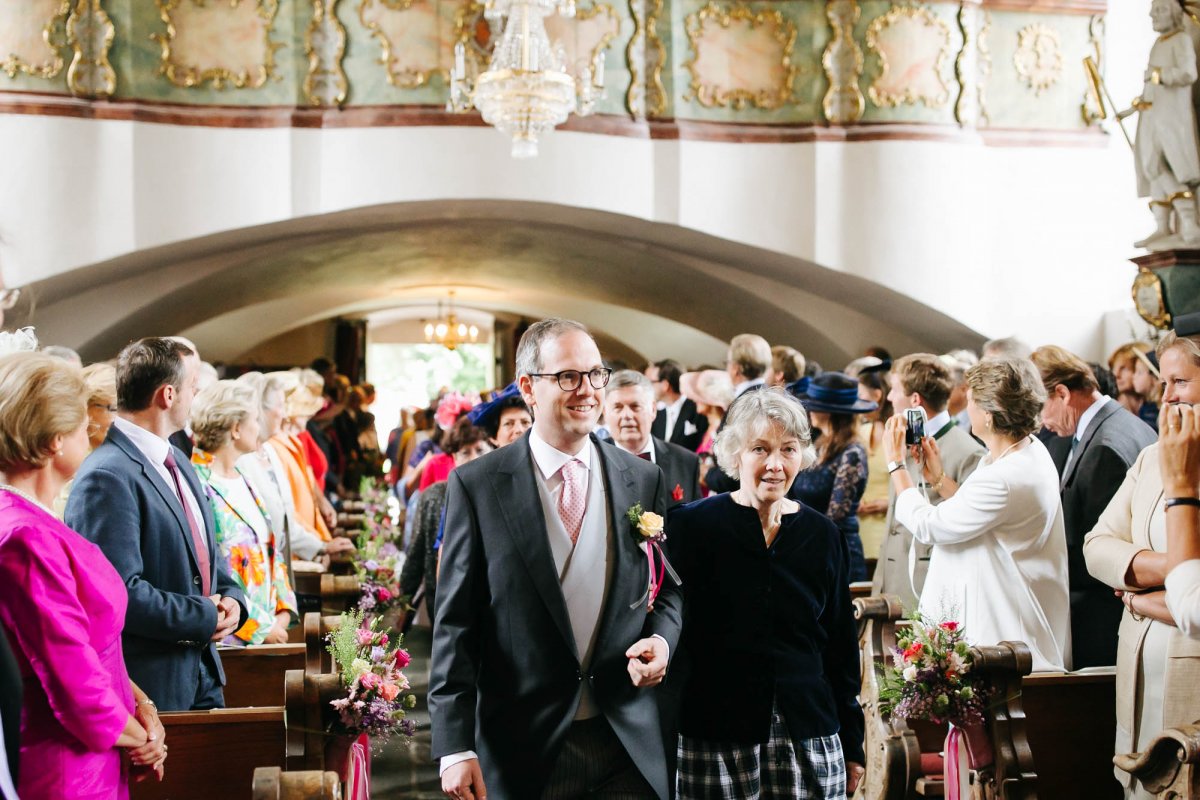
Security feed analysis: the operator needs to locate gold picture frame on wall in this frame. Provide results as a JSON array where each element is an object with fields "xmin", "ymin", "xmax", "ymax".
[
  {"xmin": 1132, "ymin": 269, "xmax": 1171, "ymax": 330},
  {"xmin": 153, "ymin": 0, "xmax": 283, "ymax": 90}
]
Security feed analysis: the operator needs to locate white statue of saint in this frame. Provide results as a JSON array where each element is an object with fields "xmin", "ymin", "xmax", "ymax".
[{"xmin": 1119, "ymin": 0, "xmax": 1200, "ymax": 250}]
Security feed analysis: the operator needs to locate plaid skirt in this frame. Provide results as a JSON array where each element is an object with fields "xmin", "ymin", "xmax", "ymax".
[{"xmin": 677, "ymin": 702, "xmax": 846, "ymax": 799}]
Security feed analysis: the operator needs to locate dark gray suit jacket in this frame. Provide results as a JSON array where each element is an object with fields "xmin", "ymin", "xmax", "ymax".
[
  {"xmin": 1048, "ymin": 400, "xmax": 1155, "ymax": 668},
  {"xmin": 653, "ymin": 437, "xmax": 700, "ymax": 507},
  {"xmin": 65, "ymin": 424, "xmax": 246, "ymax": 711},
  {"xmin": 651, "ymin": 398, "xmax": 708, "ymax": 452},
  {"xmin": 429, "ymin": 432, "xmax": 683, "ymax": 800}
]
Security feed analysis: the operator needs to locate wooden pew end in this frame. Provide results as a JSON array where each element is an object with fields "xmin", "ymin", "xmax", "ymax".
[
  {"xmin": 1114, "ymin": 723, "xmax": 1200, "ymax": 795},
  {"xmin": 252, "ymin": 767, "xmax": 342, "ymax": 800}
]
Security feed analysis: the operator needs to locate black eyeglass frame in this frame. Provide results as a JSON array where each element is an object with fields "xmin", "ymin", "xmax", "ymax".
[{"xmin": 529, "ymin": 368, "xmax": 613, "ymax": 392}]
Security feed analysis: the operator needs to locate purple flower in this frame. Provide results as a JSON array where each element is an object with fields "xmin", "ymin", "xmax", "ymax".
[
  {"xmin": 364, "ymin": 559, "xmax": 380, "ymax": 571},
  {"xmin": 371, "ymin": 645, "xmax": 387, "ymax": 662}
]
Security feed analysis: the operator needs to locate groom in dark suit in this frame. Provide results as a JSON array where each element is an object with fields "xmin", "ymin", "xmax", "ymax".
[
  {"xmin": 1033, "ymin": 345, "xmax": 1155, "ymax": 668},
  {"xmin": 67, "ymin": 337, "xmax": 245, "ymax": 711},
  {"xmin": 431, "ymin": 319, "xmax": 683, "ymax": 800}
]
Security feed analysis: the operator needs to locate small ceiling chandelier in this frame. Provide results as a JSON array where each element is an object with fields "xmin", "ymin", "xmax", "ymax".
[
  {"xmin": 448, "ymin": 0, "xmax": 605, "ymax": 158},
  {"xmin": 424, "ymin": 291, "xmax": 480, "ymax": 351}
]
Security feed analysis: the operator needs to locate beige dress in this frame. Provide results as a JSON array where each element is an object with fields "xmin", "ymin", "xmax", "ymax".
[
  {"xmin": 1083, "ymin": 444, "xmax": 1200, "ymax": 798},
  {"xmin": 858, "ymin": 421, "xmax": 888, "ymax": 560}
]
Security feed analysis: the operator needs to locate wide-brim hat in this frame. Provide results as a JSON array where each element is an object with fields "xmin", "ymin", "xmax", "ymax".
[
  {"xmin": 681, "ymin": 369, "xmax": 734, "ymax": 410},
  {"xmin": 789, "ymin": 371, "xmax": 878, "ymax": 415},
  {"xmin": 467, "ymin": 383, "xmax": 523, "ymax": 430},
  {"xmin": 283, "ymin": 385, "xmax": 324, "ymax": 419}
]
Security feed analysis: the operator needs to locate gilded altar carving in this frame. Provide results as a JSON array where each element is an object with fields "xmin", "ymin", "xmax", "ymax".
[
  {"xmin": 305, "ymin": 0, "xmax": 347, "ymax": 106},
  {"xmin": 822, "ymin": 0, "xmax": 864, "ymax": 124},
  {"xmin": 0, "ymin": 0, "xmax": 70, "ymax": 80},
  {"xmin": 1080, "ymin": 14, "xmax": 1104, "ymax": 124},
  {"xmin": 626, "ymin": 0, "xmax": 644, "ymax": 115},
  {"xmin": 865, "ymin": 4, "xmax": 952, "ymax": 109},
  {"xmin": 954, "ymin": 3, "xmax": 974, "ymax": 124},
  {"xmin": 545, "ymin": 3, "xmax": 620, "ymax": 90},
  {"xmin": 644, "ymin": 0, "xmax": 667, "ymax": 116},
  {"xmin": 683, "ymin": 2, "xmax": 798, "ymax": 110},
  {"xmin": 360, "ymin": 0, "xmax": 450, "ymax": 88},
  {"xmin": 1012, "ymin": 22, "xmax": 1061, "ymax": 96},
  {"xmin": 153, "ymin": 0, "xmax": 283, "ymax": 90},
  {"xmin": 66, "ymin": 0, "xmax": 115, "ymax": 97},
  {"xmin": 977, "ymin": 9, "xmax": 991, "ymax": 124}
]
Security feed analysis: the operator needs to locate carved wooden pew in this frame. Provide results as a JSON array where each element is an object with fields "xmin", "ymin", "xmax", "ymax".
[
  {"xmin": 220, "ymin": 643, "xmax": 307, "ymax": 708},
  {"xmin": 252, "ymin": 768, "xmax": 342, "ymax": 800},
  {"xmin": 854, "ymin": 595, "xmax": 1121, "ymax": 799},
  {"xmin": 1113, "ymin": 724, "xmax": 1200, "ymax": 799},
  {"xmin": 130, "ymin": 707, "xmax": 288, "ymax": 800}
]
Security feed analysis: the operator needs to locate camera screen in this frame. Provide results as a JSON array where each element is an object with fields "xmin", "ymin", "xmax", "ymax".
[{"xmin": 905, "ymin": 408, "xmax": 926, "ymax": 445}]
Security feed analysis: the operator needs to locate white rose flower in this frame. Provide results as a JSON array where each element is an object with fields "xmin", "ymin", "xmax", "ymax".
[{"xmin": 902, "ymin": 665, "xmax": 918, "ymax": 682}]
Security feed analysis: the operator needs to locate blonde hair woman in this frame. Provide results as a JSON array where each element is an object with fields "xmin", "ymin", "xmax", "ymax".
[
  {"xmin": 0, "ymin": 353, "xmax": 167, "ymax": 796},
  {"xmin": 82, "ymin": 362, "xmax": 117, "ymax": 450},
  {"xmin": 191, "ymin": 380, "xmax": 297, "ymax": 645},
  {"xmin": 1086, "ymin": 327, "xmax": 1200, "ymax": 798}
]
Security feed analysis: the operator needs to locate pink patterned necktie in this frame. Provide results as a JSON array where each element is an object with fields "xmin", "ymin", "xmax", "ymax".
[{"xmin": 558, "ymin": 458, "xmax": 586, "ymax": 546}]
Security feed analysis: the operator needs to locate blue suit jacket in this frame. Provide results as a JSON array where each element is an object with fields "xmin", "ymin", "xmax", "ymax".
[{"xmin": 64, "ymin": 424, "xmax": 246, "ymax": 711}]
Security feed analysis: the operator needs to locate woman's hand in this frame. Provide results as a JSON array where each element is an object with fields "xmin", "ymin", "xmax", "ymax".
[
  {"xmin": 847, "ymin": 761, "xmax": 865, "ymax": 793},
  {"xmin": 263, "ymin": 613, "xmax": 291, "ymax": 644},
  {"xmin": 129, "ymin": 702, "xmax": 166, "ymax": 771},
  {"xmin": 858, "ymin": 498, "xmax": 888, "ymax": 516},
  {"xmin": 919, "ymin": 435, "xmax": 944, "ymax": 485},
  {"xmin": 1159, "ymin": 403, "xmax": 1200, "ymax": 498},
  {"xmin": 883, "ymin": 415, "xmax": 908, "ymax": 464}
]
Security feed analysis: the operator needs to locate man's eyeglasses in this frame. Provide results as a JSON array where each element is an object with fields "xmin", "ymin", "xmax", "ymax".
[
  {"xmin": 530, "ymin": 368, "xmax": 613, "ymax": 392},
  {"xmin": 0, "ymin": 289, "xmax": 20, "ymax": 311}
]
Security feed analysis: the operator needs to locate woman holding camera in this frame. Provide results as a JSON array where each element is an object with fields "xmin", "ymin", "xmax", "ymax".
[{"xmin": 884, "ymin": 357, "xmax": 1070, "ymax": 672}]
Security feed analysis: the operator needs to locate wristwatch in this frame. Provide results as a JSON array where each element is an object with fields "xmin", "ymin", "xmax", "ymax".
[{"xmin": 887, "ymin": 460, "xmax": 904, "ymax": 474}]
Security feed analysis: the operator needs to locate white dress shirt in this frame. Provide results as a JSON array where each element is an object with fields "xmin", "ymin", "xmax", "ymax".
[
  {"xmin": 733, "ymin": 378, "xmax": 765, "ymax": 398},
  {"xmin": 1064, "ymin": 396, "xmax": 1109, "ymax": 471},
  {"xmin": 113, "ymin": 416, "xmax": 206, "ymax": 531},
  {"xmin": 662, "ymin": 395, "xmax": 686, "ymax": 441},
  {"xmin": 615, "ymin": 437, "xmax": 656, "ymax": 463}
]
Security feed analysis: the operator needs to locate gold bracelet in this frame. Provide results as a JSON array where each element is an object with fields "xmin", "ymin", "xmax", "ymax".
[
  {"xmin": 1128, "ymin": 596, "xmax": 1146, "ymax": 623},
  {"xmin": 931, "ymin": 473, "xmax": 946, "ymax": 493}
]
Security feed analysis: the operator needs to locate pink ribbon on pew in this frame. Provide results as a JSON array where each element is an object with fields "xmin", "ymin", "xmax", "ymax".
[
  {"xmin": 944, "ymin": 726, "xmax": 968, "ymax": 800},
  {"xmin": 347, "ymin": 734, "xmax": 372, "ymax": 800}
]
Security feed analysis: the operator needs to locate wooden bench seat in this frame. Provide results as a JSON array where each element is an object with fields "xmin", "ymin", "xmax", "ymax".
[
  {"xmin": 251, "ymin": 768, "xmax": 341, "ymax": 800},
  {"xmin": 220, "ymin": 643, "xmax": 307, "ymax": 708},
  {"xmin": 131, "ymin": 707, "xmax": 288, "ymax": 800}
]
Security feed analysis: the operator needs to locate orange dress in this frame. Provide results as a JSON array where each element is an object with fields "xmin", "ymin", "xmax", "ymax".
[{"xmin": 268, "ymin": 434, "xmax": 331, "ymax": 542}]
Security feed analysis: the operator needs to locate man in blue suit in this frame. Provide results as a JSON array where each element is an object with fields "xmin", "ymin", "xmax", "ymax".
[{"xmin": 66, "ymin": 337, "xmax": 245, "ymax": 711}]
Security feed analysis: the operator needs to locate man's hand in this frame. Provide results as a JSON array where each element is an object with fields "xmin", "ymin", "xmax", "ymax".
[
  {"xmin": 317, "ymin": 492, "xmax": 337, "ymax": 529},
  {"xmin": 847, "ymin": 761, "xmax": 865, "ymax": 793},
  {"xmin": 625, "ymin": 636, "xmax": 668, "ymax": 688},
  {"xmin": 211, "ymin": 597, "xmax": 241, "ymax": 641},
  {"xmin": 442, "ymin": 758, "xmax": 487, "ymax": 800}
]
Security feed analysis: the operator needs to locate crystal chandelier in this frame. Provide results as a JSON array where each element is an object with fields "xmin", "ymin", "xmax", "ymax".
[
  {"xmin": 448, "ymin": 0, "xmax": 605, "ymax": 158},
  {"xmin": 423, "ymin": 291, "xmax": 480, "ymax": 351}
]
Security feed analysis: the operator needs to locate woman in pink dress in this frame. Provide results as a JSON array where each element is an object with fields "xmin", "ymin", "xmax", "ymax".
[{"xmin": 0, "ymin": 352, "xmax": 167, "ymax": 798}]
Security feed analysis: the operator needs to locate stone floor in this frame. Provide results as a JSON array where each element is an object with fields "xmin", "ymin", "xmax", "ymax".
[{"xmin": 370, "ymin": 624, "xmax": 442, "ymax": 799}]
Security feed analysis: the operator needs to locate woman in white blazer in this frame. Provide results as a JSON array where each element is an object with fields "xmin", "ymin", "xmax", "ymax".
[
  {"xmin": 1085, "ymin": 328, "xmax": 1200, "ymax": 799},
  {"xmin": 884, "ymin": 357, "xmax": 1070, "ymax": 673}
]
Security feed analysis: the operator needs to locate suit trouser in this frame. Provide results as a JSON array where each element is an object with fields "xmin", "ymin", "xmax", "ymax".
[
  {"xmin": 542, "ymin": 716, "xmax": 656, "ymax": 800},
  {"xmin": 192, "ymin": 652, "xmax": 225, "ymax": 710}
]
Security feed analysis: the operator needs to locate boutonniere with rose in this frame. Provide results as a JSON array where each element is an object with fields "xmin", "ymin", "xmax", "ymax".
[{"xmin": 626, "ymin": 503, "xmax": 682, "ymax": 612}]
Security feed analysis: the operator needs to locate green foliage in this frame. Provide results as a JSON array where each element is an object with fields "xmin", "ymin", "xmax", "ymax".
[{"xmin": 327, "ymin": 609, "xmax": 367, "ymax": 677}]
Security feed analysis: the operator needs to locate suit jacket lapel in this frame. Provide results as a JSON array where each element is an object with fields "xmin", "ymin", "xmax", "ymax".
[
  {"xmin": 592, "ymin": 437, "xmax": 642, "ymax": 658},
  {"xmin": 107, "ymin": 426, "xmax": 205, "ymax": 580},
  {"xmin": 489, "ymin": 437, "xmax": 577, "ymax": 655},
  {"xmin": 1062, "ymin": 402, "xmax": 1117, "ymax": 489}
]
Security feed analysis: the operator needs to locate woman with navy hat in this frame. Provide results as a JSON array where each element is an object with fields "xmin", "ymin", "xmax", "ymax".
[{"xmin": 789, "ymin": 372, "xmax": 876, "ymax": 582}]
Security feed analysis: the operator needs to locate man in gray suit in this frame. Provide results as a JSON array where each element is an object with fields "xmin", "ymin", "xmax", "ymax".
[
  {"xmin": 432, "ymin": 319, "xmax": 683, "ymax": 800},
  {"xmin": 606, "ymin": 370, "xmax": 701, "ymax": 508},
  {"xmin": 1034, "ymin": 345, "xmax": 1156, "ymax": 668},
  {"xmin": 67, "ymin": 338, "xmax": 245, "ymax": 711},
  {"xmin": 872, "ymin": 354, "xmax": 985, "ymax": 609}
]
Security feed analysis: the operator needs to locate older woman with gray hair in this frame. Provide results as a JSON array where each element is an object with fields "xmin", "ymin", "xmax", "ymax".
[
  {"xmin": 884, "ymin": 357, "xmax": 1070, "ymax": 672},
  {"xmin": 668, "ymin": 387, "xmax": 864, "ymax": 798}
]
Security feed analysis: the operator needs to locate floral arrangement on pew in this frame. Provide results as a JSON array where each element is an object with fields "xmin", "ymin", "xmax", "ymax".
[
  {"xmin": 350, "ymin": 478, "xmax": 409, "ymax": 619},
  {"xmin": 877, "ymin": 616, "xmax": 993, "ymax": 799},
  {"xmin": 326, "ymin": 609, "xmax": 418, "ymax": 740}
]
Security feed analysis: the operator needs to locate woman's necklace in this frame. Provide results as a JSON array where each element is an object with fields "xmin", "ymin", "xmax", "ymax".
[
  {"xmin": 0, "ymin": 484, "xmax": 54, "ymax": 516},
  {"xmin": 991, "ymin": 436, "xmax": 1029, "ymax": 462}
]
